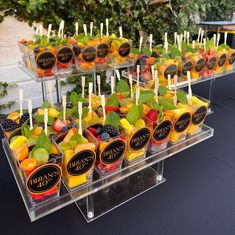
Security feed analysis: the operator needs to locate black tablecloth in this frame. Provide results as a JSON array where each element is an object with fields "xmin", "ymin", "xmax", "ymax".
[{"xmin": 1, "ymin": 74, "xmax": 235, "ymax": 235}]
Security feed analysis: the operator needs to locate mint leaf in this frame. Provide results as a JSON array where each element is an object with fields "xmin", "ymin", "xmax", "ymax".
[
  {"xmin": 35, "ymin": 115, "xmax": 55, "ymax": 125},
  {"xmin": 116, "ymin": 79, "xmax": 129, "ymax": 93},
  {"xmin": 41, "ymin": 100, "xmax": 50, "ymax": 109},
  {"xmin": 70, "ymin": 91, "xmax": 87, "ymax": 106},
  {"xmin": 21, "ymin": 122, "xmax": 30, "ymax": 137},
  {"xmin": 106, "ymin": 93, "xmax": 119, "ymax": 107},
  {"xmin": 131, "ymin": 48, "xmax": 141, "ymax": 55},
  {"xmin": 82, "ymin": 107, "xmax": 89, "ymax": 119},
  {"xmin": 126, "ymin": 104, "xmax": 143, "ymax": 125},
  {"xmin": 31, "ymin": 131, "xmax": 52, "ymax": 155},
  {"xmin": 70, "ymin": 134, "xmax": 89, "ymax": 144},
  {"xmin": 142, "ymin": 47, "xmax": 152, "ymax": 57},
  {"xmin": 105, "ymin": 111, "xmax": 120, "ymax": 130},
  {"xmin": 177, "ymin": 91, "xmax": 188, "ymax": 104},
  {"xmin": 158, "ymin": 97, "xmax": 176, "ymax": 110},
  {"xmin": 139, "ymin": 90, "xmax": 154, "ymax": 103},
  {"xmin": 159, "ymin": 85, "xmax": 169, "ymax": 96}
]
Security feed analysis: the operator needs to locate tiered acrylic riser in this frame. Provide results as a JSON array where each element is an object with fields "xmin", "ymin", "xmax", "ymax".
[{"xmin": 2, "ymin": 124, "xmax": 214, "ymax": 222}]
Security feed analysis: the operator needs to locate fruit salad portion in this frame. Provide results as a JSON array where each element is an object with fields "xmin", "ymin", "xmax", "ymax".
[
  {"xmin": 87, "ymin": 112, "xmax": 126, "ymax": 175},
  {"xmin": 225, "ymin": 48, "xmax": 235, "ymax": 71},
  {"xmin": 57, "ymin": 128, "xmax": 97, "ymax": 189},
  {"xmin": 34, "ymin": 100, "xmax": 74, "ymax": 137},
  {"xmin": 73, "ymin": 35, "xmax": 97, "ymax": 72},
  {"xmin": 214, "ymin": 46, "xmax": 228, "ymax": 74},
  {"xmin": 109, "ymin": 34, "xmax": 132, "ymax": 67},
  {"xmin": 120, "ymin": 104, "xmax": 151, "ymax": 163},
  {"xmin": 9, "ymin": 123, "xmax": 63, "ymax": 204}
]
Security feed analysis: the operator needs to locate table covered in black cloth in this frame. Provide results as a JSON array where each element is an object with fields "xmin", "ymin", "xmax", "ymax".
[{"xmin": 1, "ymin": 74, "xmax": 235, "ymax": 235}]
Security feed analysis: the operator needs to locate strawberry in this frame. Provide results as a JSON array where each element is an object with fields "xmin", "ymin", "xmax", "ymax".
[
  {"xmin": 88, "ymin": 127, "xmax": 97, "ymax": 137},
  {"xmin": 105, "ymin": 106, "xmax": 118, "ymax": 115},
  {"xmin": 53, "ymin": 119, "xmax": 66, "ymax": 132},
  {"xmin": 146, "ymin": 109, "xmax": 158, "ymax": 122}
]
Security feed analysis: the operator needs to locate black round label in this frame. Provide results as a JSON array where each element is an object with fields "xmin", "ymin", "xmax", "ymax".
[
  {"xmin": 97, "ymin": 43, "xmax": 109, "ymax": 58},
  {"xmin": 36, "ymin": 51, "xmax": 56, "ymax": 70},
  {"xmin": 153, "ymin": 120, "xmax": 172, "ymax": 142},
  {"xmin": 26, "ymin": 164, "xmax": 61, "ymax": 194},
  {"xmin": 192, "ymin": 106, "xmax": 207, "ymax": 125},
  {"xmin": 57, "ymin": 46, "xmax": 73, "ymax": 64},
  {"xmin": 100, "ymin": 140, "xmax": 126, "ymax": 165},
  {"xmin": 182, "ymin": 61, "xmax": 193, "ymax": 76},
  {"xmin": 195, "ymin": 58, "xmax": 205, "ymax": 72},
  {"xmin": 174, "ymin": 112, "xmax": 191, "ymax": 133},
  {"xmin": 82, "ymin": 46, "xmax": 96, "ymax": 62},
  {"xmin": 218, "ymin": 54, "xmax": 226, "ymax": 67},
  {"xmin": 129, "ymin": 128, "xmax": 151, "ymax": 151},
  {"xmin": 67, "ymin": 150, "xmax": 95, "ymax": 176},
  {"xmin": 164, "ymin": 64, "xmax": 178, "ymax": 79},
  {"xmin": 229, "ymin": 52, "xmax": 235, "ymax": 65},
  {"xmin": 118, "ymin": 42, "xmax": 131, "ymax": 57},
  {"xmin": 206, "ymin": 57, "xmax": 216, "ymax": 70}
]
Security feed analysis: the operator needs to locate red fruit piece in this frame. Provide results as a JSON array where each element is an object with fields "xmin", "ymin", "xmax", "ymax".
[
  {"xmin": 31, "ymin": 193, "xmax": 44, "ymax": 201},
  {"xmin": 88, "ymin": 127, "xmax": 97, "ymax": 137},
  {"xmin": 146, "ymin": 109, "xmax": 158, "ymax": 121},
  {"xmin": 53, "ymin": 119, "xmax": 66, "ymax": 132},
  {"xmin": 105, "ymin": 106, "xmax": 118, "ymax": 115}
]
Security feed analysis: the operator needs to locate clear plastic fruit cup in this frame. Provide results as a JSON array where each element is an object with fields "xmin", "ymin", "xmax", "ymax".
[
  {"xmin": 55, "ymin": 44, "xmax": 74, "ymax": 76},
  {"xmin": 189, "ymin": 54, "xmax": 205, "ymax": 79},
  {"xmin": 187, "ymin": 96, "xmax": 210, "ymax": 135},
  {"xmin": 156, "ymin": 59, "xmax": 178, "ymax": 85},
  {"xmin": 95, "ymin": 36, "xmax": 110, "ymax": 71},
  {"xmin": 73, "ymin": 41, "xmax": 96, "ymax": 72},
  {"xmin": 120, "ymin": 117, "xmax": 152, "ymax": 164},
  {"xmin": 214, "ymin": 51, "xmax": 227, "ymax": 74},
  {"xmin": 177, "ymin": 58, "xmax": 193, "ymax": 81},
  {"xmin": 13, "ymin": 137, "xmax": 63, "ymax": 205},
  {"xmin": 224, "ymin": 49, "xmax": 235, "ymax": 71},
  {"xmin": 147, "ymin": 116, "xmax": 173, "ymax": 153},
  {"xmin": 28, "ymin": 46, "xmax": 57, "ymax": 80},
  {"xmin": 87, "ymin": 124, "xmax": 127, "ymax": 176},
  {"xmin": 203, "ymin": 54, "xmax": 217, "ymax": 77},
  {"xmin": 110, "ymin": 38, "xmax": 133, "ymax": 68},
  {"xmin": 164, "ymin": 107, "xmax": 192, "ymax": 144},
  {"xmin": 17, "ymin": 40, "xmax": 32, "ymax": 69},
  {"xmin": 55, "ymin": 129, "xmax": 98, "ymax": 189}
]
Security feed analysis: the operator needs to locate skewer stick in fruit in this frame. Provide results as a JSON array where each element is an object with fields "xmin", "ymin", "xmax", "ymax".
[
  {"xmin": 97, "ymin": 75, "xmax": 101, "ymax": 97},
  {"xmin": 83, "ymin": 24, "xmax": 87, "ymax": 36},
  {"xmin": 173, "ymin": 75, "xmax": 177, "ymax": 106},
  {"xmin": 139, "ymin": 36, "xmax": 143, "ymax": 51},
  {"xmin": 39, "ymin": 25, "xmax": 43, "ymax": 37},
  {"xmin": 100, "ymin": 23, "xmax": 103, "ymax": 37},
  {"xmin": 174, "ymin": 32, "xmax": 177, "ymax": 45},
  {"xmin": 187, "ymin": 31, "xmax": 190, "ymax": 45},
  {"xmin": 78, "ymin": 102, "xmax": 83, "ymax": 135},
  {"xmin": 88, "ymin": 82, "xmax": 93, "ymax": 114},
  {"xmin": 216, "ymin": 33, "xmax": 220, "ymax": 51},
  {"xmin": 129, "ymin": 74, "xmax": 134, "ymax": 99},
  {"xmin": 75, "ymin": 22, "xmax": 78, "ymax": 35},
  {"xmin": 165, "ymin": 41, "xmax": 168, "ymax": 54},
  {"xmin": 167, "ymin": 74, "xmax": 171, "ymax": 90},
  {"xmin": 62, "ymin": 95, "xmax": 66, "ymax": 123},
  {"xmin": 224, "ymin": 32, "xmax": 227, "ymax": 45},
  {"xmin": 35, "ymin": 26, "xmax": 39, "ymax": 35},
  {"xmin": 164, "ymin": 32, "xmax": 168, "ymax": 48},
  {"xmin": 47, "ymin": 24, "xmax": 52, "ymax": 43},
  {"xmin": 197, "ymin": 28, "xmax": 202, "ymax": 42},
  {"xmin": 115, "ymin": 69, "xmax": 121, "ymax": 81},
  {"xmin": 106, "ymin": 19, "xmax": 109, "ymax": 36},
  {"xmin": 48, "ymin": 81, "xmax": 54, "ymax": 108},
  {"xmin": 90, "ymin": 22, "xmax": 93, "ymax": 37},
  {"xmin": 44, "ymin": 108, "xmax": 48, "ymax": 136},
  {"xmin": 151, "ymin": 65, "xmax": 155, "ymax": 80},
  {"xmin": 111, "ymin": 76, "xmax": 115, "ymax": 94},
  {"xmin": 192, "ymin": 40, "xmax": 195, "ymax": 50},
  {"xmin": 81, "ymin": 76, "xmax": 85, "ymax": 98},
  {"xmin": 137, "ymin": 64, "xmax": 140, "ymax": 87},
  {"xmin": 213, "ymin": 34, "xmax": 216, "ymax": 47},
  {"xmin": 187, "ymin": 71, "xmax": 192, "ymax": 106},
  {"xmin": 200, "ymin": 30, "xmax": 204, "ymax": 47},
  {"xmin": 135, "ymin": 87, "xmax": 140, "ymax": 105},
  {"xmin": 19, "ymin": 89, "xmax": 23, "ymax": 117},
  {"xmin": 183, "ymin": 31, "xmax": 186, "ymax": 42},
  {"xmin": 203, "ymin": 38, "xmax": 206, "ymax": 53},
  {"xmin": 149, "ymin": 34, "xmax": 153, "ymax": 52},
  {"xmin": 28, "ymin": 99, "xmax": 33, "ymax": 130},
  {"xmin": 119, "ymin": 26, "xmax": 123, "ymax": 38},
  {"xmin": 101, "ymin": 95, "xmax": 106, "ymax": 124},
  {"xmin": 61, "ymin": 20, "xmax": 64, "ymax": 38},
  {"xmin": 154, "ymin": 70, "xmax": 159, "ymax": 104}
]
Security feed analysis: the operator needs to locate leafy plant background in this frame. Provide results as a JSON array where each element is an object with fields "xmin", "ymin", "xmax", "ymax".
[{"xmin": 0, "ymin": 0, "xmax": 235, "ymax": 44}]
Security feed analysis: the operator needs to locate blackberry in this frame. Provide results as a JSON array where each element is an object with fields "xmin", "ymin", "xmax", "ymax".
[
  {"xmin": 101, "ymin": 124, "xmax": 119, "ymax": 137},
  {"xmin": 19, "ymin": 113, "xmax": 29, "ymax": 125},
  {"xmin": 1, "ymin": 119, "xmax": 18, "ymax": 130},
  {"xmin": 66, "ymin": 102, "xmax": 73, "ymax": 109}
]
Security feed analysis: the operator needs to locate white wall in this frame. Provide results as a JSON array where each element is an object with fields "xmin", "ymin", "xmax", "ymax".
[{"xmin": 0, "ymin": 16, "xmax": 74, "ymax": 113}]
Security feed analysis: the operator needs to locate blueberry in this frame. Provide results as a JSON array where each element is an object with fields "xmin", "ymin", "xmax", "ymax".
[
  {"xmin": 96, "ymin": 126, "xmax": 102, "ymax": 135},
  {"xmin": 101, "ymin": 132, "xmax": 110, "ymax": 141},
  {"xmin": 68, "ymin": 123, "xmax": 76, "ymax": 129},
  {"xmin": 66, "ymin": 102, "xmax": 73, "ymax": 109},
  {"xmin": 62, "ymin": 126, "xmax": 68, "ymax": 132},
  {"xmin": 34, "ymin": 48, "xmax": 39, "ymax": 53},
  {"xmin": 151, "ymin": 51, "xmax": 158, "ymax": 58}
]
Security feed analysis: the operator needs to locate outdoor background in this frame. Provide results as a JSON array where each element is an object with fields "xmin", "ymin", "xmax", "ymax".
[{"xmin": 0, "ymin": 0, "xmax": 235, "ymax": 113}]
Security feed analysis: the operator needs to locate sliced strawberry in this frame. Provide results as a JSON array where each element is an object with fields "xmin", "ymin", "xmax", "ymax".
[
  {"xmin": 146, "ymin": 109, "xmax": 158, "ymax": 122},
  {"xmin": 105, "ymin": 106, "xmax": 118, "ymax": 115},
  {"xmin": 31, "ymin": 193, "xmax": 44, "ymax": 201},
  {"xmin": 117, "ymin": 94, "xmax": 124, "ymax": 100},
  {"xmin": 53, "ymin": 119, "xmax": 66, "ymax": 132},
  {"xmin": 88, "ymin": 127, "xmax": 97, "ymax": 137}
]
